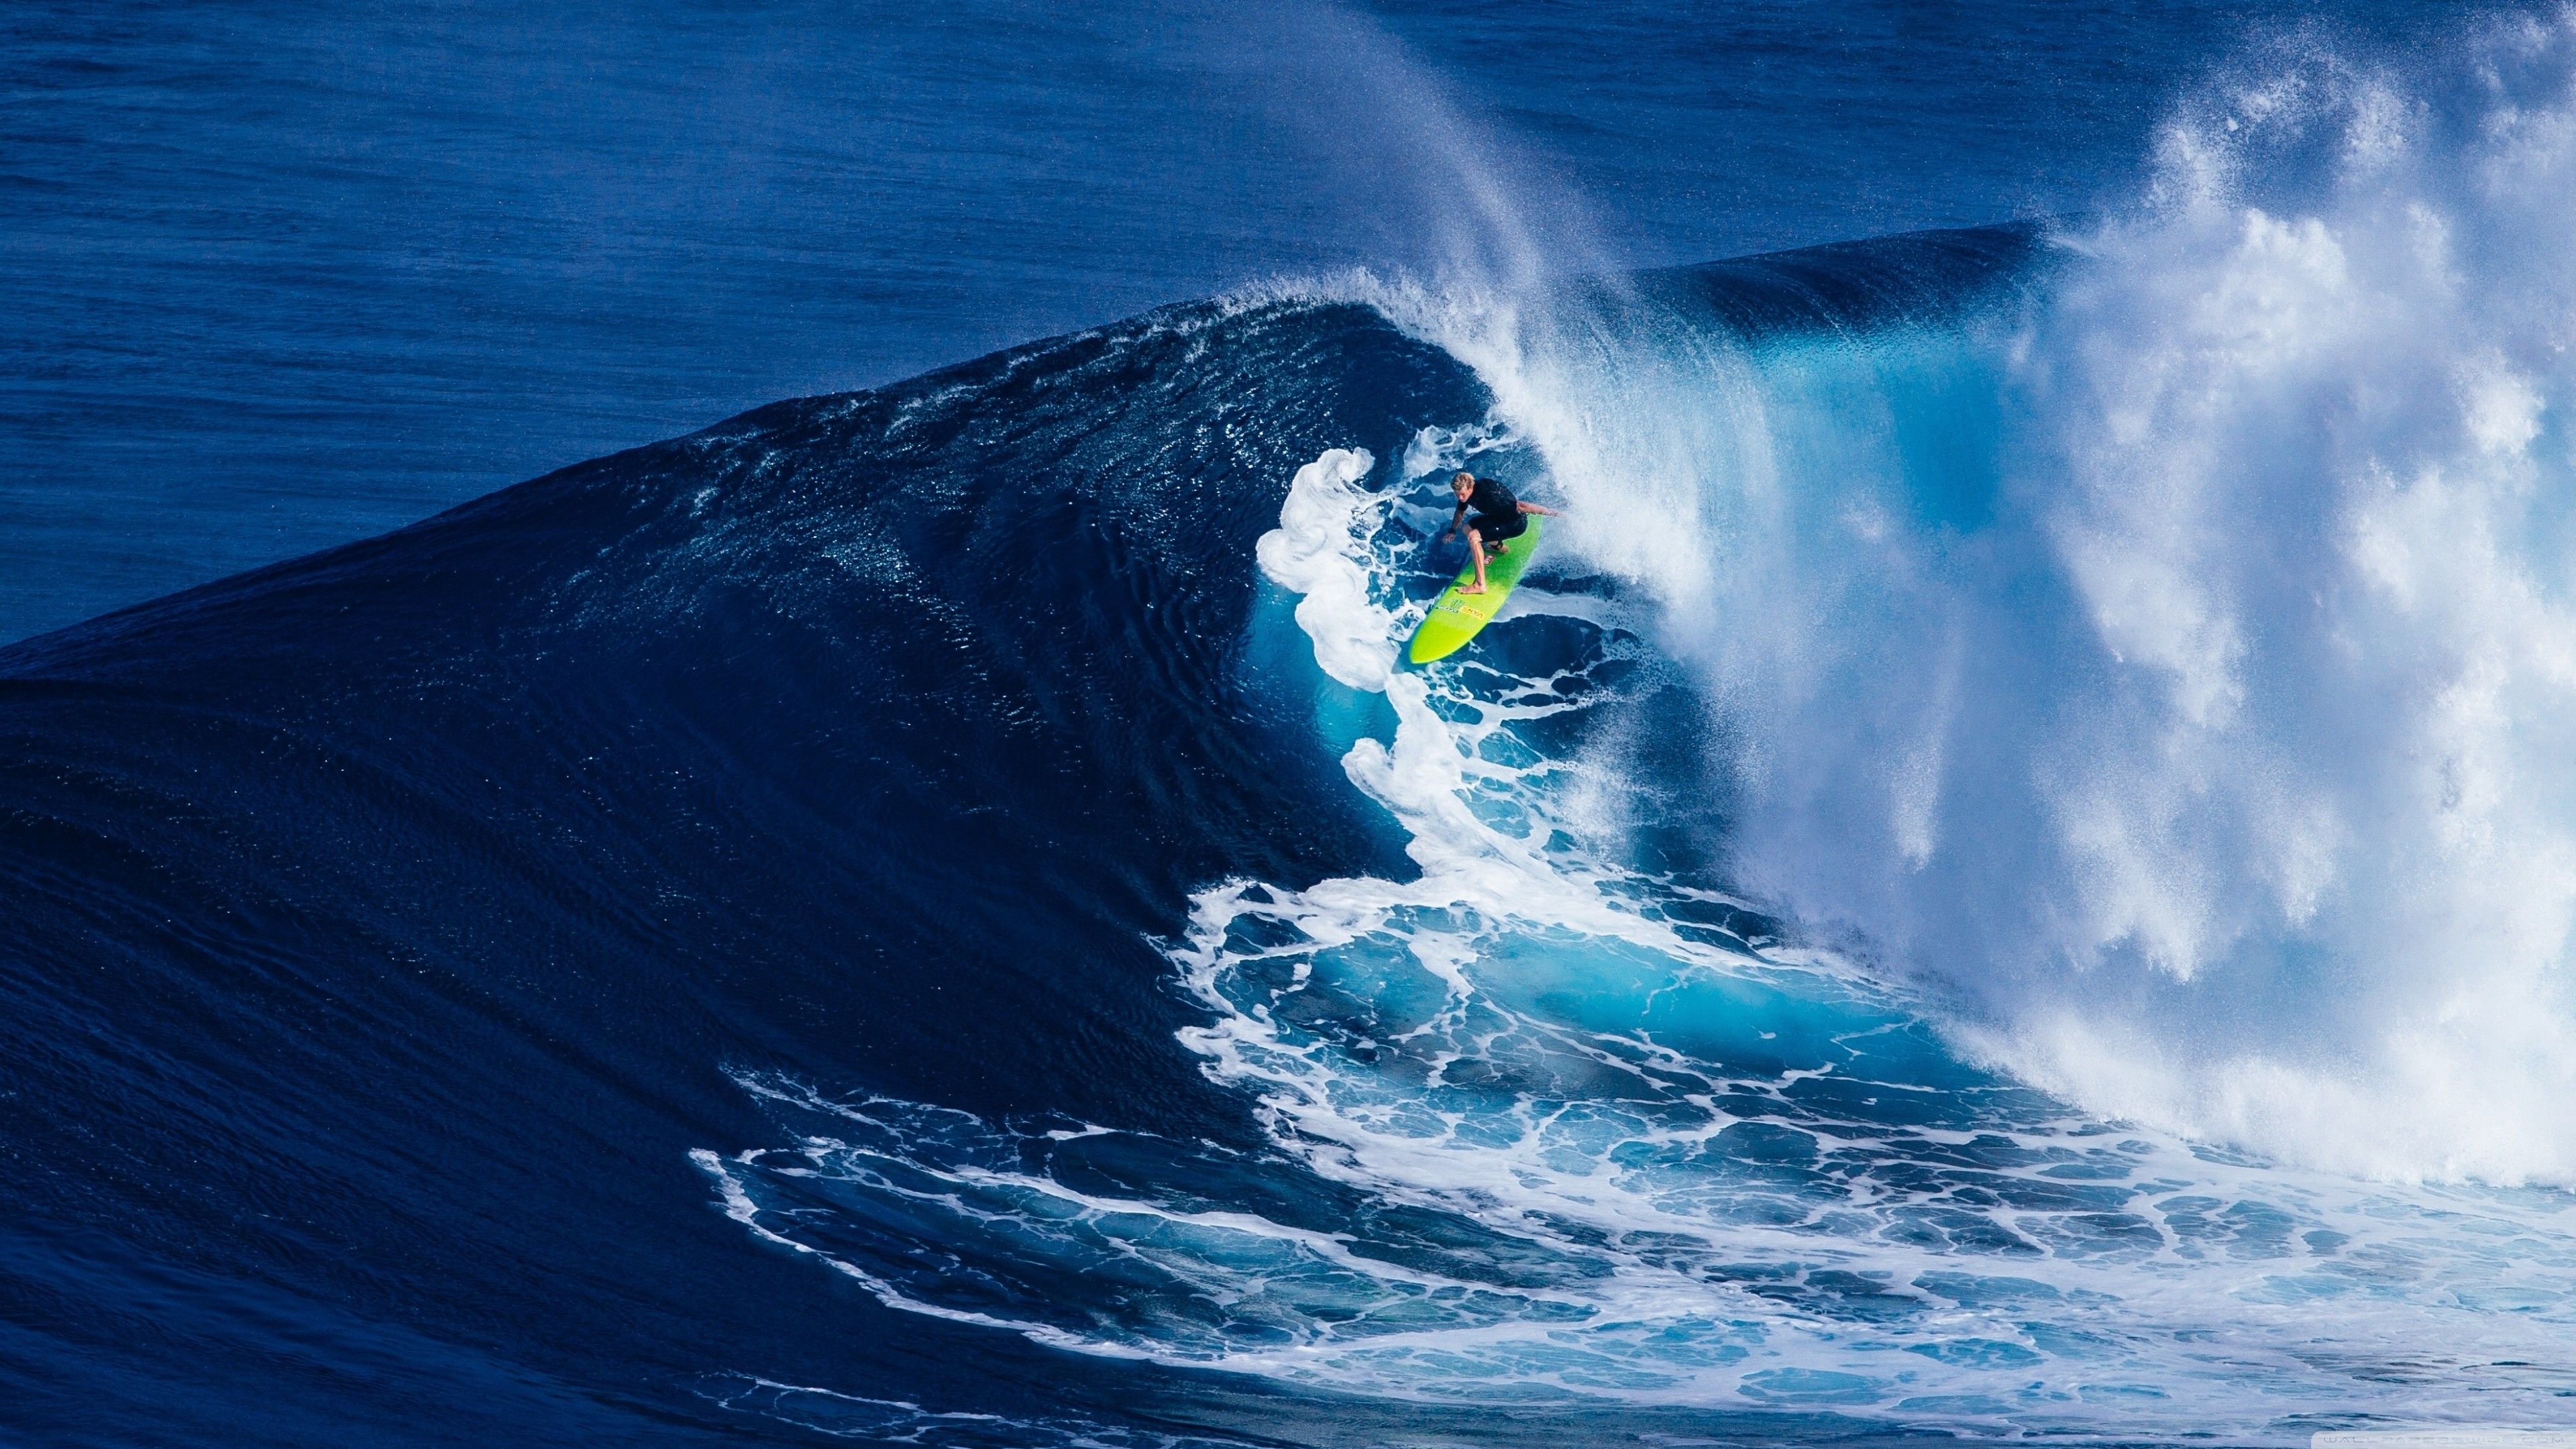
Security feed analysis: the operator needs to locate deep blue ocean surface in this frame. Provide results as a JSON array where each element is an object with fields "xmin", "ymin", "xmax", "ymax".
[
  {"xmin": 7, "ymin": 0, "xmax": 2449, "ymax": 645},
  {"xmin": 9, "ymin": 3, "xmax": 2576, "ymax": 1446}
]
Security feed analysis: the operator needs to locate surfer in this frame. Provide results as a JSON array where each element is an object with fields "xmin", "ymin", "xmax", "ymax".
[{"xmin": 1442, "ymin": 470, "xmax": 1558, "ymax": 594}]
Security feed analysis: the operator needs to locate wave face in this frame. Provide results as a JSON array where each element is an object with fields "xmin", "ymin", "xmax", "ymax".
[
  {"xmin": 0, "ymin": 299, "xmax": 1481, "ymax": 1444},
  {"xmin": 12, "ymin": 28, "xmax": 2576, "ymax": 1448}
]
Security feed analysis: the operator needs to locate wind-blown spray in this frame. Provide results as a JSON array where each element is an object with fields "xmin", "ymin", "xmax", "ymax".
[{"xmin": 1424, "ymin": 22, "xmax": 2576, "ymax": 1185}]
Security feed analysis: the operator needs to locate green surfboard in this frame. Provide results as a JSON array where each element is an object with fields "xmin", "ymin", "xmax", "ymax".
[{"xmin": 1406, "ymin": 515, "xmax": 1544, "ymax": 664}]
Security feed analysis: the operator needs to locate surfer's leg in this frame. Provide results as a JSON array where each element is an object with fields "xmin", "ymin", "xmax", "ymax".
[{"xmin": 1464, "ymin": 527, "xmax": 1490, "ymax": 593}]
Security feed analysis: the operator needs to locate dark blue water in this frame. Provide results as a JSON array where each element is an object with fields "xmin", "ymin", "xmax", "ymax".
[
  {"xmin": 11, "ymin": 5, "xmax": 2576, "ymax": 1447},
  {"xmin": 5, "ymin": 0, "xmax": 2407, "ymax": 647}
]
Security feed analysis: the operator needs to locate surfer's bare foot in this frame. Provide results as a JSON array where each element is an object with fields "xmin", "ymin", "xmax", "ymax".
[{"xmin": 1462, "ymin": 582, "xmax": 1488, "ymax": 594}]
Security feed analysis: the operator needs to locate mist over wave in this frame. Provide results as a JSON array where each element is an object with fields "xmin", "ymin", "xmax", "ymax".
[{"xmin": 1368, "ymin": 19, "xmax": 2576, "ymax": 1187}]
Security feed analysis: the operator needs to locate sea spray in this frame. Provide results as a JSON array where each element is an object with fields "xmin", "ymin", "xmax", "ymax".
[{"xmin": 1357, "ymin": 25, "xmax": 2576, "ymax": 1187}]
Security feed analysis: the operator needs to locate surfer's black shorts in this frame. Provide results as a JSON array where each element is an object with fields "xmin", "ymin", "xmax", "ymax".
[{"xmin": 1468, "ymin": 511, "xmax": 1527, "ymax": 545}]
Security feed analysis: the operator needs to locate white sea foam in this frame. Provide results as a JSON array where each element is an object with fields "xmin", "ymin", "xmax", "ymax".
[
  {"xmin": 1254, "ymin": 448, "xmax": 1392, "ymax": 691},
  {"xmin": 703, "ymin": 428, "xmax": 2576, "ymax": 1438},
  {"xmin": 1163, "ymin": 438, "xmax": 2576, "ymax": 1432},
  {"xmin": 1330, "ymin": 23, "xmax": 2576, "ymax": 1191},
  {"xmin": 704, "ymin": 425, "xmax": 2576, "ymax": 1438}
]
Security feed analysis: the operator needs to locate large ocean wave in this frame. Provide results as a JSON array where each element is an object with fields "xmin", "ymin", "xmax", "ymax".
[
  {"xmin": 9, "ymin": 18, "xmax": 2576, "ymax": 1448},
  {"xmin": 706, "ymin": 25, "xmax": 2576, "ymax": 1435}
]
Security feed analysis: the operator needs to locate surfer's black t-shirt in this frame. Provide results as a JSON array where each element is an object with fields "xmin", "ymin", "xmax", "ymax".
[
  {"xmin": 1464, "ymin": 476, "xmax": 1527, "ymax": 541},
  {"xmin": 1467, "ymin": 476, "xmax": 1517, "ymax": 516}
]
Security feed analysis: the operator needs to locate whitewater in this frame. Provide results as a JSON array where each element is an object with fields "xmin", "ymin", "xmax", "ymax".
[{"xmin": 698, "ymin": 22, "xmax": 2576, "ymax": 1440}]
